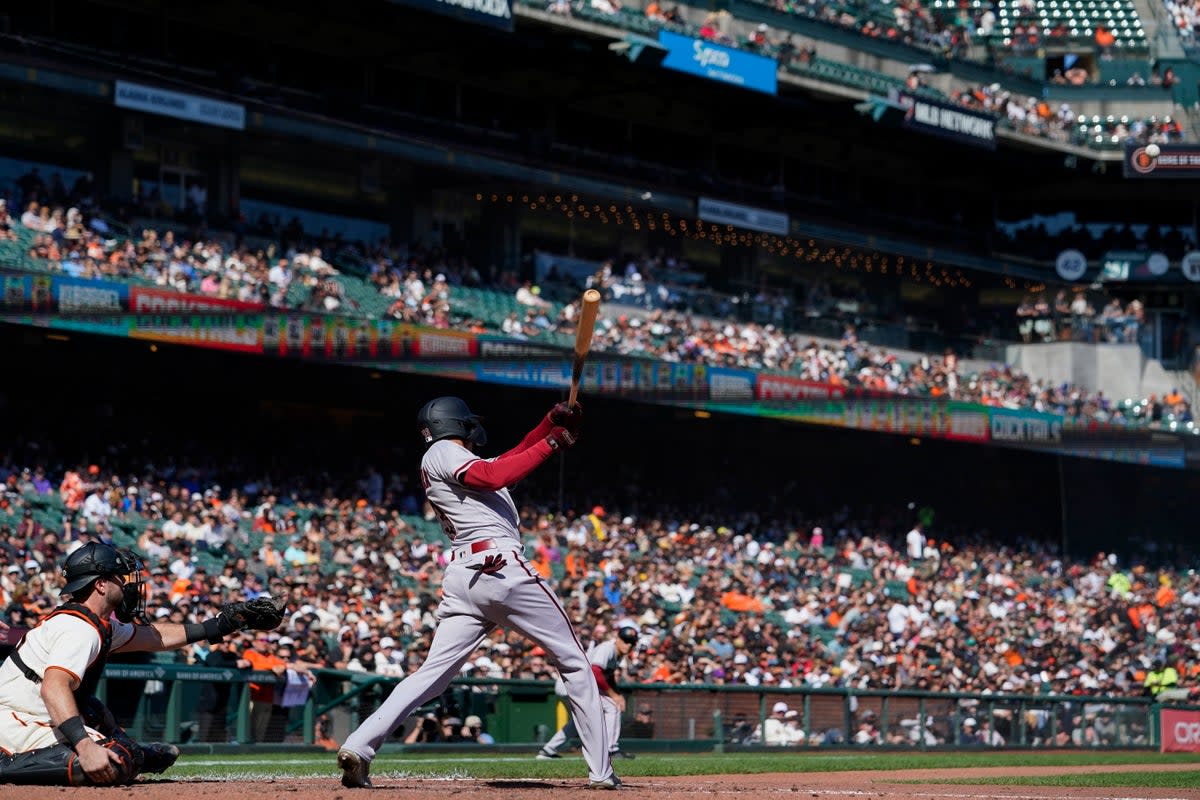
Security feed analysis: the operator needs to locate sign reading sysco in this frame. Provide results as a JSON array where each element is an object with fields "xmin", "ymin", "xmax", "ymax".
[
  {"xmin": 698, "ymin": 198, "xmax": 789, "ymax": 236},
  {"xmin": 114, "ymin": 80, "xmax": 245, "ymax": 131},
  {"xmin": 658, "ymin": 31, "xmax": 777, "ymax": 95},
  {"xmin": 1161, "ymin": 709, "xmax": 1200, "ymax": 752}
]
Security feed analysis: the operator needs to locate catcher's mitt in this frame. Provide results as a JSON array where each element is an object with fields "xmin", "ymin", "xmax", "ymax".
[{"xmin": 218, "ymin": 595, "xmax": 287, "ymax": 634}]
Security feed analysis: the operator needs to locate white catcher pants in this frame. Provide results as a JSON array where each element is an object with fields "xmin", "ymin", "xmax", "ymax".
[{"xmin": 341, "ymin": 546, "xmax": 615, "ymax": 783}]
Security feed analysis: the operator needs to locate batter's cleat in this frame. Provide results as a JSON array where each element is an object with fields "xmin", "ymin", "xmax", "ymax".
[
  {"xmin": 137, "ymin": 742, "xmax": 181, "ymax": 774},
  {"xmin": 587, "ymin": 775, "xmax": 622, "ymax": 789},
  {"xmin": 536, "ymin": 749, "xmax": 561, "ymax": 760},
  {"xmin": 338, "ymin": 749, "xmax": 373, "ymax": 789},
  {"xmin": 609, "ymin": 749, "xmax": 636, "ymax": 760}
]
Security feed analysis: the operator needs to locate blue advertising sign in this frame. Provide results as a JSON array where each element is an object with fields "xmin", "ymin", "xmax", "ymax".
[
  {"xmin": 705, "ymin": 366, "xmax": 755, "ymax": 401},
  {"xmin": 387, "ymin": 0, "xmax": 513, "ymax": 32},
  {"xmin": 657, "ymin": 31, "xmax": 777, "ymax": 95},
  {"xmin": 53, "ymin": 277, "xmax": 128, "ymax": 313}
]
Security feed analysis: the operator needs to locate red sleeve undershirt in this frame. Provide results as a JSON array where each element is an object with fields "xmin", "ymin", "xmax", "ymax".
[
  {"xmin": 461, "ymin": 439, "xmax": 554, "ymax": 491},
  {"xmin": 591, "ymin": 664, "xmax": 612, "ymax": 694},
  {"xmin": 499, "ymin": 416, "xmax": 555, "ymax": 459}
]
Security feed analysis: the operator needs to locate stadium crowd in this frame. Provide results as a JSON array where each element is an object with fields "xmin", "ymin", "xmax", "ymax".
[
  {"xmin": 1, "ymin": 449, "xmax": 1197, "ymax": 749},
  {"xmin": 1163, "ymin": 0, "xmax": 1199, "ymax": 49},
  {"xmin": 5, "ymin": 192, "xmax": 1192, "ymax": 433},
  {"xmin": 950, "ymin": 82, "xmax": 1184, "ymax": 147},
  {"xmin": 1015, "ymin": 290, "xmax": 1143, "ymax": 344}
]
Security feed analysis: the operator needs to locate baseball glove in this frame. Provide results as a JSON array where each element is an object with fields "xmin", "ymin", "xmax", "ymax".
[{"xmin": 218, "ymin": 595, "xmax": 287, "ymax": 633}]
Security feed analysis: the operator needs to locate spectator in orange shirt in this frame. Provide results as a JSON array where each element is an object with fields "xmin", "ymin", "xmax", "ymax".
[{"xmin": 243, "ymin": 633, "xmax": 288, "ymax": 742}]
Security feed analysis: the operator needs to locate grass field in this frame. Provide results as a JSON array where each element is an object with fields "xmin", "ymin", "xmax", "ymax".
[{"xmin": 160, "ymin": 750, "xmax": 1200, "ymax": 782}]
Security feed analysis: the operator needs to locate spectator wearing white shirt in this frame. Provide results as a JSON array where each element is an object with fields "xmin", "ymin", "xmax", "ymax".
[
  {"xmin": 515, "ymin": 280, "xmax": 550, "ymax": 308},
  {"xmin": 906, "ymin": 522, "xmax": 926, "ymax": 560},
  {"xmin": 82, "ymin": 489, "xmax": 112, "ymax": 524},
  {"xmin": 268, "ymin": 258, "xmax": 293, "ymax": 290}
]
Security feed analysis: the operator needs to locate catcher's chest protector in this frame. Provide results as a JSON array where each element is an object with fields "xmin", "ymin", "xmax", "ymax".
[{"xmin": 9, "ymin": 603, "xmax": 113, "ymax": 706}]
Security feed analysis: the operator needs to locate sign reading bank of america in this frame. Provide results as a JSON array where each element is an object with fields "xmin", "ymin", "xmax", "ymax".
[
  {"xmin": 389, "ymin": 0, "xmax": 513, "ymax": 31},
  {"xmin": 898, "ymin": 92, "xmax": 996, "ymax": 151}
]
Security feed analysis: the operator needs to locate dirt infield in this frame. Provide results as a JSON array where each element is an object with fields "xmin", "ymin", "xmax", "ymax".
[{"xmin": 4, "ymin": 759, "xmax": 1200, "ymax": 799}]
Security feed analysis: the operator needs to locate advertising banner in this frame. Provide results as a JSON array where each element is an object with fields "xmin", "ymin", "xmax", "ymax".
[
  {"xmin": 476, "ymin": 335, "xmax": 566, "ymax": 360},
  {"xmin": 0, "ymin": 313, "xmax": 132, "ymax": 337},
  {"xmin": 129, "ymin": 287, "xmax": 263, "ymax": 314},
  {"xmin": 474, "ymin": 359, "xmax": 708, "ymax": 399},
  {"xmin": 129, "ymin": 314, "xmax": 263, "ymax": 354},
  {"xmin": 1161, "ymin": 709, "xmax": 1200, "ymax": 752},
  {"xmin": 387, "ymin": 0, "xmax": 513, "ymax": 31},
  {"xmin": 1124, "ymin": 144, "xmax": 1200, "ymax": 179},
  {"xmin": 1100, "ymin": 250, "xmax": 1170, "ymax": 282},
  {"xmin": 898, "ymin": 93, "xmax": 997, "ymax": 151},
  {"xmin": 658, "ymin": 31, "xmax": 778, "ymax": 95},
  {"xmin": 756, "ymin": 374, "xmax": 846, "ymax": 402},
  {"xmin": 54, "ymin": 277, "xmax": 128, "ymax": 313},
  {"xmin": 407, "ymin": 326, "xmax": 478, "ymax": 359},
  {"xmin": 114, "ymin": 80, "xmax": 246, "ymax": 131},
  {"xmin": 706, "ymin": 366, "xmax": 755, "ymax": 401},
  {"xmin": 989, "ymin": 407, "xmax": 1063, "ymax": 445},
  {"xmin": 698, "ymin": 198, "xmax": 789, "ymax": 236}
]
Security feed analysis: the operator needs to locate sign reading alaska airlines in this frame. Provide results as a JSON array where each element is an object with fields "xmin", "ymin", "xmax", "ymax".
[
  {"xmin": 388, "ymin": 0, "xmax": 513, "ymax": 31},
  {"xmin": 657, "ymin": 31, "xmax": 778, "ymax": 95},
  {"xmin": 114, "ymin": 81, "xmax": 245, "ymax": 131}
]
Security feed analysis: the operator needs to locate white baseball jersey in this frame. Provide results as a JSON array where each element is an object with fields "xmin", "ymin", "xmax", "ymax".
[
  {"xmin": 588, "ymin": 640, "xmax": 620, "ymax": 671},
  {"xmin": 0, "ymin": 613, "xmax": 134, "ymax": 721},
  {"xmin": 419, "ymin": 440, "xmax": 521, "ymax": 546},
  {"xmin": 342, "ymin": 432, "xmax": 616, "ymax": 784}
]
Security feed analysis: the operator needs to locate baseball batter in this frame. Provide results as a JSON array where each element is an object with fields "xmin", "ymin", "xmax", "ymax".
[
  {"xmin": 538, "ymin": 625, "xmax": 638, "ymax": 760},
  {"xmin": 337, "ymin": 396, "xmax": 619, "ymax": 790},
  {"xmin": 0, "ymin": 543, "xmax": 286, "ymax": 785}
]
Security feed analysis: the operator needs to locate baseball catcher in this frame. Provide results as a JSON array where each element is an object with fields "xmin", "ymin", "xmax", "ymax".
[{"xmin": 0, "ymin": 542, "xmax": 286, "ymax": 785}]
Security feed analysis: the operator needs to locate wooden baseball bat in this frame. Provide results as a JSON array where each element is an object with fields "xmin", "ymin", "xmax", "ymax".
[{"xmin": 567, "ymin": 289, "xmax": 602, "ymax": 408}]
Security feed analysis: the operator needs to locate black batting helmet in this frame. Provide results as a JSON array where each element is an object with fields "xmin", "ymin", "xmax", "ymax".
[
  {"xmin": 618, "ymin": 627, "xmax": 639, "ymax": 645},
  {"xmin": 417, "ymin": 397, "xmax": 487, "ymax": 449},
  {"xmin": 61, "ymin": 542, "xmax": 146, "ymax": 623}
]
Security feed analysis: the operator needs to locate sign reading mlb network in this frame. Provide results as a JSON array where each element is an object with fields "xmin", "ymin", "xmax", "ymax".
[
  {"xmin": 899, "ymin": 93, "xmax": 996, "ymax": 151},
  {"xmin": 698, "ymin": 198, "xmax": 789, "ymax": 236},
  {"xmin": 389, "ymin": 0, "xmax": 512, "ymax": 31},
  {"xmin": 114, "ymin": 81, "xmax": 245, "ymax": 131},
  {"xmin": 657, "ymin": 31, "xmax": 777, "ymax": 95}
]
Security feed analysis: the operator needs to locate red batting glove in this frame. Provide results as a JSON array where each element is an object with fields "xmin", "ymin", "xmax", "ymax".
[
  {"xmin": 546, "ymin": 426, "xmax": 578, "ymax": 451},
  {"xmin": 548, "ymin": 401, "xmax": 583, "ymax": 432}
]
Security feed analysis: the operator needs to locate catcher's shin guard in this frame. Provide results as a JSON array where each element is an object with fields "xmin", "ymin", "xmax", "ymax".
[
  {"xmin": 0, "ymin": 743, "xmax": 90, "ymax": 785},
  {"xmin": 0, "ymin": 738, "xmax": 138, "ymax": 786}
]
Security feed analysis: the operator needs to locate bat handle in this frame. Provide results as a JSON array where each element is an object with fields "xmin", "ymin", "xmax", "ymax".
[{"xmin": 567, "ymin": 385, "xmax": 580, "ymax": 409}]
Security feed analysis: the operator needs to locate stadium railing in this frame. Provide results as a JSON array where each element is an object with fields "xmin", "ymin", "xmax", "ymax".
[{"xmin": 84, "ymin": 663, "xmax": 1168, "ymax": 750}]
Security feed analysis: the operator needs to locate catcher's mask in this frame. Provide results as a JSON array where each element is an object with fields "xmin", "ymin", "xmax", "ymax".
[
  {"xmin": 62, "ymin": 542, "xmax": 146, "ymax": 623},
  {"xmin": 417, "ymin": 396, "xmax": 487, "ymax": 450}
]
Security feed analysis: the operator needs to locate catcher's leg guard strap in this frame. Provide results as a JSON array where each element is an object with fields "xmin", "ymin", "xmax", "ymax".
[{"xmin": 0, "ymin": 743, "xmax": 88, "ymax": 786}]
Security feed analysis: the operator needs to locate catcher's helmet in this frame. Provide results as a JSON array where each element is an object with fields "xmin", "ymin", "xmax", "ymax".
[
  {"xmin": 61, "ymin": 542, "xmax": 146, "ymax": 623},
  {"xmin": 418, "ymin": 396, "xmax": 487, "ymax": 449}
]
